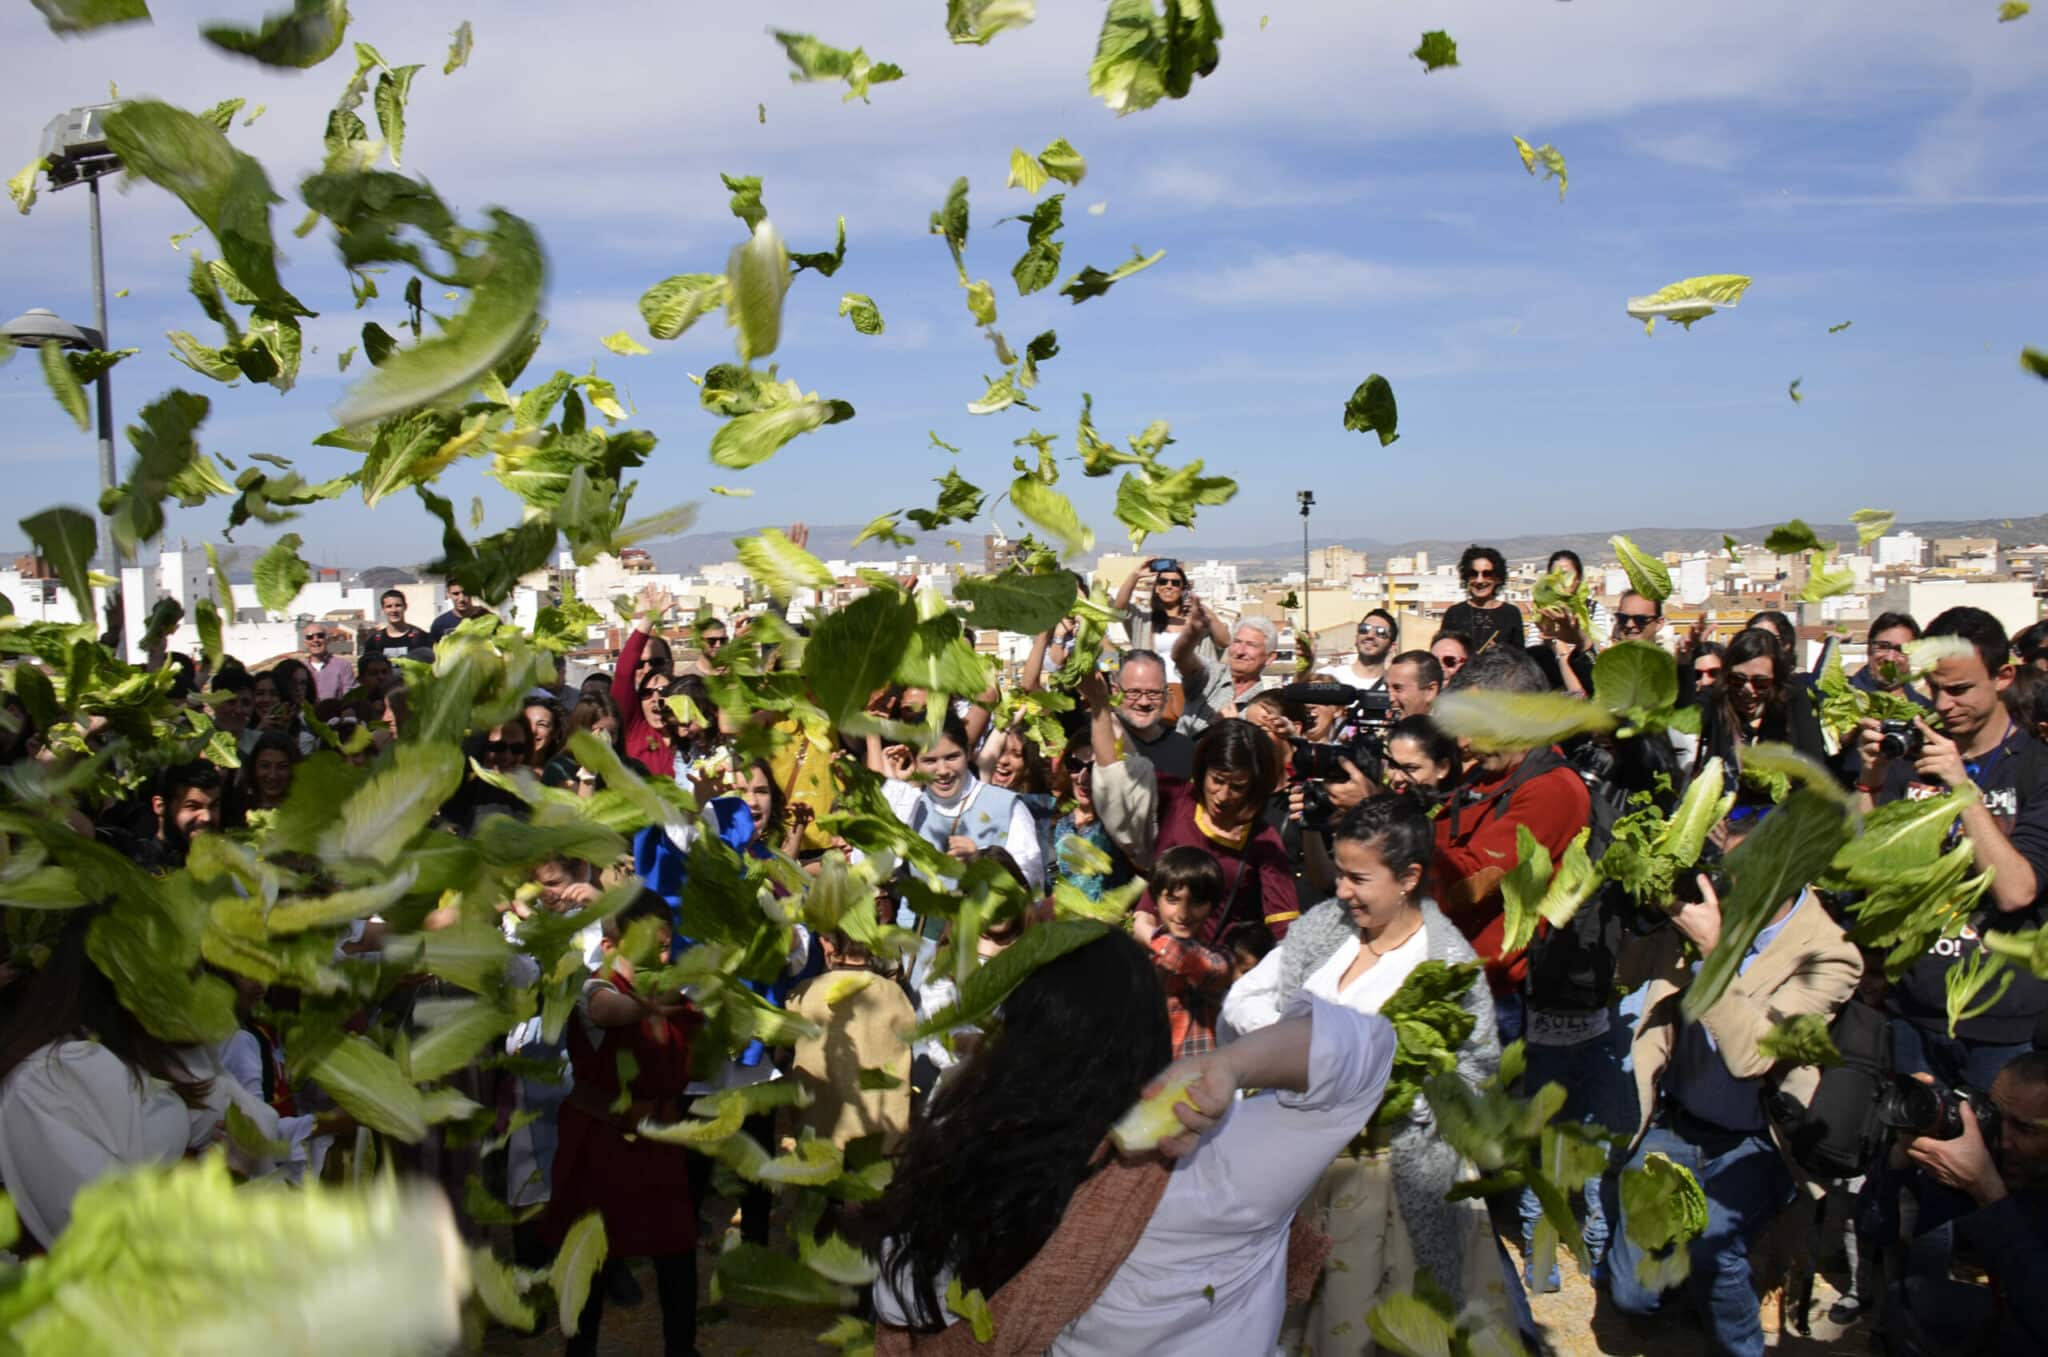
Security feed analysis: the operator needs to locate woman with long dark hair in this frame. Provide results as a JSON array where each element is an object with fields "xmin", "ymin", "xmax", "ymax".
[
  {"xmin": 0, "ymin": 919, "xmax": 292, "ymax": 1247},
  {"xmin": 1693, "ymin": 628, "xmax": 1829, "ymax": 797},
  {"xmin": 1097, "ymin": 715, "xmax": 1300, "ymax": 943},
  {"xmin": 240, "ymin": 731, "xmax": 299, "ymax": 814},
  {"xmin": 1442, "ymin": 545, "xmax": 1524, "ymax": 659},
  {"xmin": 867, "ymin": 930, "xmax": 1397, "ymax": 1352},
  {"xmin": 1221, "ymin": 797, "xmax": 1511, "ymax": 1350},
  {"xmin": 1115, "ymin": 559, "xmax": 1228, "ymax": 721}
]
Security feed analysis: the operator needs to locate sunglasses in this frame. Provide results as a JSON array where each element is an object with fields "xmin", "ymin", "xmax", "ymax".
[
  {"xmin": 1613, "ymin": 613, "xmax": 1658, "ymax": 631},
  {"xmin": 1357, "ymin": 624, "xmax": 1392, "ymax": 638},
  {"xmin": 637, "ymin": 656, "xmax": 671, "ymax": 673},
  {"xmin": 1694, "ymin": 664, "xmax": 1724, "ymax": 678},
  {"xmin": 1062, "ymin": 752, "xmax": 1094, "ymax": 774},
  {"xmin": 1728, "ymin": 673, "xmax": 1775, "ymax": 692},
  {"xmin": 701, "ymin": 635, "xmax": 728, "ymax": 649},
  {"xmin": 1155, "ymin": 577, "xmax": 1187, "ymax": 588},
  {"xmin": 303, "ymin": 632, "xmax": 325, "ymax": 641},
  {"xmin": 1469, "ymin": 569, "xmax": 1498, "ymax": 580}
]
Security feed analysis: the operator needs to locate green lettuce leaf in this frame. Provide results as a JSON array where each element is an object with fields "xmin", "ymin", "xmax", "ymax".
[
  {"xmin": 1608, "ymin": 533, "xmax": 1672, "ymax": 603},
  {"xmin": 771, "ymin": 30, "xmax": 904, "ymax": 103},
  {"xmin": 203, "ymin": 0, "xmax": 349, "ymax": 69},
  {"xmin": 551, "ymin": 1212, "xmax": 608, "ymax": 1337},
  {"xmin": 1060, "ymin": 246, "xmax": 1165, "ymax": 303},
  {"xmin": 948, "ymin": 0, "xmax": 1035, "ymax": 45},
  {"xmin": 638, "ymin": 273, "xmax": 726, "ymax": 341},
  {"xmin": 1756, "ymin": 1012, "xmax": 1843, "ymax": 1067},
  {"xmin": 39, "ymin": 341, "xmax": 90, "ymax": 431},
  {"xmin": 1413, "ymin": 30, "xmax": 1459, "ymax": 71},
  {"xmin": 1512, "ymin": 136, "xmax": 1567, "ymax": 200},
  {"xmin": 1343, "ymin": 374, "xmax": 1399, "ymax": 445},
  {"xmin": 838, "ymin": 293, "xmax": 884, "ymax": 335},
  {"xmin": 736, "ymin": 528, "xmax": 835, "ymax": 599},
  {"xmin": 444, "ymin": 19, "xmax": 472, "ymax": 73},
  {"xmin": 252, "ymin": 532, "xmax": 309, "ymax": 613},
  {"xmin": 1626, "ymin": 273, "xmax": 1752, "ymax": 336},
  {"xmin": 29, "ymin": 0, "xmax": 150, "ymax": 35},
  {"xmin": 1089, "ymin": 0, "xmax": 1223, "ymax": 116}
]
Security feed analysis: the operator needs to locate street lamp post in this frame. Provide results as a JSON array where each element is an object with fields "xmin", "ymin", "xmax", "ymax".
[
  {"xmin": 13, "ymin": 105, "xmax": 125, "ymax": 655},
  {"xmin": 1297, "ymin": 490, "xmax": 1315, "ymax": 650}
]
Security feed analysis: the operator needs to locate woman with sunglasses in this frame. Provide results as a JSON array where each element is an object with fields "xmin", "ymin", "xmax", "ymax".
[
  {"xmin": 612, "ymin": 585, "xmax": 685, "ymax": 779},
  {"xmin": 1442, "ymin": 545, "xmax": 1524, "ymax": 660},
  {"xmin": 1116, "ymin": 560, "xmax": 1229, "ymax": 721},
  {"xmin": 1046, "ymin": 734, "xmax": 1133, "ymax": 901},
  {"xmin": 1692, "ymin": 629, "xmax": 1830, "ymax": 800}
]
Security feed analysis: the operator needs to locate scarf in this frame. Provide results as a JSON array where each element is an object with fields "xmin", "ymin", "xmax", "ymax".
[
  {"xmin": 875, "ymin": 1158, "xmax": 1330, "ymax": 1357},
  {"xmin": 1192, "ymin": 802, "xmax": 1252, "ymax": 852}
]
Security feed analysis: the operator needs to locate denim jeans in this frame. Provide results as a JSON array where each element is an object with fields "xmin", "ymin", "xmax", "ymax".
[
  {"xmin": 1518, "ymin": 1013, "xmax": 1639, "ymax": 1286},
  {"xmin": 1607, "ymin": 1120, "xmax": 1794, "ymax": 1357}
]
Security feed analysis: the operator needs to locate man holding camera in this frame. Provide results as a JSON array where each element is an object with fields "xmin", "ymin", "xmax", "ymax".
[
  {"xmin": 1886, "ymin": 1052, "xmax": 2048, "ymax": 1355},
  {"xmin": 1854, "ymin": 607, "xmax": 2048, "ymax": 1089},
  {"xmin": 1605, "ymin": 814, "xmax": 1862, "ymax": 1357}
]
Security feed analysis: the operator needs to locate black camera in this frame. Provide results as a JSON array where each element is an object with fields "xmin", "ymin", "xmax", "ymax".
[
  {"xmin": 1673, "ymin": 839, "xmax": 1728, "ymax": 907},
  {"xmin": 1877, "ymin": 718, "xmax": 1924, "ymax": 761},
  {"xmin": 1875, "ymin": 1073, "xmax": 2001, "ymax": 1147}
]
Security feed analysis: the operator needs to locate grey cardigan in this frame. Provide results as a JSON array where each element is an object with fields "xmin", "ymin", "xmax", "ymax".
[{"xmin": 1275, "ymin": 898, "xmax": 1501, "ymax": 1303}]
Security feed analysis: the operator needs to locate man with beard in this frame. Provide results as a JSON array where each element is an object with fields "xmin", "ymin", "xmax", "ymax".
[
  {"xmin": 99, "ymin": 760, "xmax": 223, "ymax": 873},
  {"xmin": 1339, "ymin": 609, "xmax": 1398, "ymax": 693}
]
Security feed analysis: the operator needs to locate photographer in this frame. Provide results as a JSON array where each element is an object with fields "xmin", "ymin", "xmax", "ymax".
[
  {"xmin": 1605, "ymin": 815, "xmax": 1862, "ymax": 1357},
  {"xmin": 1855, "ymin": 607, "xmax": 2048, "ymax": 1089},
  {"xmin": 1885, "ymin": 1053, "xmax": 2048, "ymax": 1355}
]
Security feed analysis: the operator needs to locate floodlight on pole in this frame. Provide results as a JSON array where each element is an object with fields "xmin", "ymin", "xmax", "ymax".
[
  {"xmin": 15, "ymin": 103, "xmax": 125, "ymax": 656},
  {"xmin": 1297, "ymin": 490, "xmax": 1315, "ymax": 645}
]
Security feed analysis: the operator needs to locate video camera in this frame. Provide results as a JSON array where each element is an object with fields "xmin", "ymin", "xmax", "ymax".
[{"xmin": 1276, "ymin": 681, "xmax": 1398, "ymax": 830}]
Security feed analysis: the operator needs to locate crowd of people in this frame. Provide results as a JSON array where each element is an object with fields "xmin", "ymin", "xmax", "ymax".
[{"xmin": 5, "ymin": 551, "xmax": 2048, "ymax": 1357}]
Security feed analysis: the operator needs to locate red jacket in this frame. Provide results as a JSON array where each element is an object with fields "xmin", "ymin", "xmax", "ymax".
[
  {"xmin": 612, "ymin": 627, "xmax": 675, "ymax": 779},
  {"xmin": 1433, "ymin": 750, "xmax": 1590, "ymax": 996}
]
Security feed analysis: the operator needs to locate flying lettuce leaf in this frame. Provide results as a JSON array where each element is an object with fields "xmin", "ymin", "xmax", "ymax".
[
  {"xmin": 1829, "ymin": 320, "xmax": 1853, "ymax": 334},
  {"xmin": 1059, "ymin": 246, "xmax": 1164, "ymax": 303},
  {"xmin": 930, "ymin": 176, "xmax": 970, "ymax": 283},
  {"xmin": 1851, "ymin": 508, "xmax": 1895, "ymax": 546},
  {"xmin": 1764, "ymin": 518, "xmax": 1825, "ymax": 555},
  {"xmin": 8, "ymin": 157, "xmax": 45, "ymax": 214},
  {"xmin": 1626, "ymin": 274, "xmax": 1752, "ymax": 336},
  {"xmin": 1008, "ymin": 194, "xmax": 1065, "ymax": 296},
  {"xmin": 203, "ymin": 0, "xmax": 349, "ymax": 69},
  {"xmin": 1756, "ymin": 1012, "xmax": 1843, "ymax": 1067},
  {"xmin": 1009, "ymin": 474, "xmax": 1093, "ymax": 559},
  {"xmin": 1788, "ymin": 377, "xmax": 1803, "ymax": 404},
  {"xmin": 1006, "ymin": 147, "xmax": 1048, "ymax": 196},
  {"xmin": 444, "ymin": 19, "xmax": 472, "ymax": 72},
  {"xmin": 30, "ymin": 0, "xmax": 150, "ymax": 35},
  {"xmin": 638, "ymin": 273, "xmax": 726, "ymax": 342},
  {"xmin": 838, "ymin": 293, "xmax": 884, "ymax": 336},
  {"xmin": 952, "ymin": 569, "xmax": 1077, "ymax": 635},
  {"xmin": 1343, "ymin": 374, "xmax": 1399, "ymax": 445},
  {"xmin": 1371, "ymin": 959, "xmax": 1479, "ymax": 1126},
  {"xmin": 736, "ymin": 528, "xmax": 835, "ymax": 600},
  {"xmin": 2000, "ymin": 2, "xmax": 2030, "ymax": 19},
  {"xmin": 1513, "ymin": 136, "xmax": 1568, "ymax": 200},
  {"xmin": 771, "ymin": 30, "xmax": 904, "ymax": 103},
  {"xmin": 1089, "ymin": 0, "xmax": 1224, "ymax": 116},
  {"xmin": 252, "ymin": 532, "xmax": 309, "ymax": 613},
  {"xmin": 726, "ymin": 218, "xmax": 792, "ymax": 362},
  {"xmin": 1619, "ymin": 1154, "xmax": 1708, "ymax": 1292},
  {"xmin": 599, "ymin": 331, "xmax": 650, "ymax": 357},
  {"xmin": 947, "ymin": 0, "xmax": 1035, "ymax": 44},
  {"xmin": 1412, "ymin": 30, "xmax": 1459, "ymax": 70},
  {"xmin": 1609, "ymin": 534, "xmax": 1672, "ymax": 604},
  {"xmin": 19, "ymin": 506, "xmax": 99, "ymax": 615},
  {"xmin": 1430, "ymin": 689, "xmax": 1618, "ymax": 753},
  {"xmin": 333, "ymin": 210, "xmax": 544, "ymax": 425},
  {"xmin": 2024, "ymin": 347, "xmax": 2048, "ymax": 378},
  {"xmin": 551, "ymin": 1212, "xmax": 608, "ymax": 1337},
  {"xmin": 39, "ymin": 341, "xmax": 90, "ymax": 431}
]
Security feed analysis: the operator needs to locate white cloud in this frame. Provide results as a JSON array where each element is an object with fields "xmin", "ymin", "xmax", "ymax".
[{"xmin": 1629, "ymin": 129, "xmax": 1747, "ymax": 173}]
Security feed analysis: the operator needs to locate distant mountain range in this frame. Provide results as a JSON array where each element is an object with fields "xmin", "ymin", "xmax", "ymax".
[{"xmin": 634, "ymin": 512, "xmax": 2048, "ymax": 575}]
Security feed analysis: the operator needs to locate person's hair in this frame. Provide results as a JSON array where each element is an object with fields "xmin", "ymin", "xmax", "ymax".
[
  {"xmin": 1243, "ymin": 689, "xmax": 1308, "ymax": 727},
  {"xmin": 1746, "ymin": 609, "xmax": 1795, "ymax": 651},
  {"xmin": 1151, "ymin": 845, "xmax": 1226, "ymax": 908},
  {"xmin": 2004, "ymin": 666, "xmax": 2048, "ymax": 733},
  {"xmin": 934, "ymin": 710, "xmax": 974, "ymax": 758},
  {"xmin": 1431, "ymin": 629, "xmax": 1476, "ymax": 661},
  {"xmin": 1546, "ymin": 549, "xmax": 1583, "ymax": 578},
  {"xmin": 1360, "ymin": 608, "xmax": 1399, "ymax": 644},
  {"xmin": 865, "ymin": 933, "xmax": 1170, "ymax": 1331},
  {"xmin": 1618, "ymin": 589, "xmax": 1662, "ymax": 618},
  {"xmin": 1690, "ymin": 641, "xmax": 1727, "ymax": 667},
  {"xmin": 1388, "ymin": 714, "xmax": 1460, "ymax": 769},
  {"xmin": 1389, "ymin": 650, "xmax": 1443, "ymax": 689},
  {"xmin": 1458, "ymin": 545, "xmax": 1507, "ymax": 588},
  {"xmin": 1867, "ymin": 611, "xmax": 1921, "ymax": 644},
  {"xmin": 638, "ymin": 634, "xmax": 674, "ymax": 673},
  {"xmin": 164, "ymin": 652, "xmax": 198, "ymax": 700},
  {"xmin": 1994, "ymin": 1049, "xmax": 2048, "ymax": 1099},
  {"xmin": 602, "ymin": 887, "xmax": 673, "ymax": 943},
  {"xmin": 380, "ymin": 587, "xmax": 407, "ymax": 606},
  {"xmin": 568, "ymin": 691, "xmax": 621, "ymax": 739},
  {"xmin": 744, "ymin": 757, "xmax": 789, "ymax": 838},
  {"xmin": 210, "ymin": 668, "xmax": 253, "ymax": 697},
  {"xmin": 1446, "ymin": 645, "xmax": 1546, "ymax": 695},
  {"xmin": 1329, "ymin": 794, "xmax": 1436, "ymax": 880},
  {"xmin": 976, "ymin": 845, "xmax": 1031, "ymax": 894},
  {"xmin": 244, "ymin": 732, "xmax": 298, "ymax": 766},
  {"xmin": 0, "ymin": 917, "xmax": 213, "ymax": 1109},
  {"xmin": 1191, "ymin": 717, "xmax": 1276, "ymax": 802},
  {"xmin": 1233, "ymin": 614, "xmax": 1278, "ymax": 655},
  {"xmin": 1146, "ymin": 564, "xmax": 1189, "ymax": 630},
  {"xmin": 1924, "ymin": 606, "xmax": 2011, "ymax": 677},
  {"xmin": 1222, "ymin": 919, "xmax": 1275, "ymax": 965},
  {"xmin": 522, "ymin": 696, "xmax": 569, "ymax": 766},
  {"xmin": 269, "ymin": 657, "xmax": 312, "ymax": 706},
  {"xmin": 1117, "ymin": 648, "xmax": 1166, "ymax": 683},
  {"xmin": 158, "ymin": 758, "xmax": 223, "ymax": 808},
  {"xmin": 994, "ymin": 726, "xmax": 1050, "ymax": 795},
  {"xmin": 2015, "ymin": 618, "xmax": 2048, "ymax": 664},
  {"xmin": 582, "ymin": 670, "xmax": 613, "ymax": 690}
]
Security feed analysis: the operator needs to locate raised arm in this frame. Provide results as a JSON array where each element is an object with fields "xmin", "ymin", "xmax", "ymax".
[{"xmin": 1113, "ymin": 563, "xmax": 1149, "ymax": 614}]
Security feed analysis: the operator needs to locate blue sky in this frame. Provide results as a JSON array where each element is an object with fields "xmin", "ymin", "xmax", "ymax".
[{"xmin": 2, "ymin": 1, "xmax": 2044, "ymax": 571}]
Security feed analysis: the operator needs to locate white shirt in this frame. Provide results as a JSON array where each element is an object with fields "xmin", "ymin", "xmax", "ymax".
[
  {"xmin": 0, "ymin": 1039, "xmax": 292, "ymax": 1245},
  {"xmin": 874, "ymin": 997, "xmax": 1395, "ymax": 1356},
  {"xmin": 1219, "ymin": 922, "xmax": 1429, "ymax": 1043}
]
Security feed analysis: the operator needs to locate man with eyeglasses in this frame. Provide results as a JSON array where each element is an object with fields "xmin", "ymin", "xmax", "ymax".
[
  {"xmin": 299, "ymin": 622, "xmax": 355, "ymax": 706},
  {"xmin": 691, "ymin": 616, "xmax": 730, "ymax": 678},
  {"xmin": 1855, "ymin": 611, "xmax": 1932, "ymax": 711},
  {"xmin": 1087, "ymin": 649, "xmax": 1194, "ymax": 781}
]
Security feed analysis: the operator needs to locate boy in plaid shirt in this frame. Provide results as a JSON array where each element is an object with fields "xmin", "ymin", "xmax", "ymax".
[{"xmin": 1134, "ymin": 847, "xmax": 1234, "ymax": 1056}]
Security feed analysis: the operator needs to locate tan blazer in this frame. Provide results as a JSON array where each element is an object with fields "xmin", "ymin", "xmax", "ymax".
[{"xmin": 1622, "ymin": 893, "xmax": 1862, "ymax": 1187}]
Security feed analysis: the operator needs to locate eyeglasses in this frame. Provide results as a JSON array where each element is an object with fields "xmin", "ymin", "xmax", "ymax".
[
  {"xmin": 303, "ymin": 632, "xmax": 324, "ymax": 641},
  {"xmin": 1613, "ymin": 612, "xmax": 1658, "ymax": 631},
  {"xmin": 701, "ymin": 635, "xmax": 728, "ymax": 650},
  {"xmin": 1871, "ymin": 640, "xmax": 1909, "ymax": 655},
  {"xmin": 1062, "ymin": 753, "xmax": 1094, "ymax": 773},
  {"xmin": 1469, "ymin": 568, "xmax": 1498, "ymax": 580},
  {"xmin": 1357, "ymin": 624, "xmax": 1392, "ymax": 638},
  {"xmin": 1119, "ymin": 687, "xmax": 1166, "ymax": 705},
  {"xmin": 1727, "ymin": 673, "xmax": 1775, "ymax": 692}
]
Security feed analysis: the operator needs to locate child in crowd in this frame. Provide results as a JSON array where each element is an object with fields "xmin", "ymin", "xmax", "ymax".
[
  {"xmin": 1223, "ymin": 919, "xmax": 1276, "ymax": 982},
  {"xmin": 543, "ymin": 888, "xmax": 699, "ymax": 1357},
  {"xmin": 1134, "ymin": 846, "xmax": 1234, "ymax": 1057}
]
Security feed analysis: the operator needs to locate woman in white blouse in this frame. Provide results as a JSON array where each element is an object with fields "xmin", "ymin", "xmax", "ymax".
[
  {"xmin": 0, "ymin": 921, "xmax": 297, "ymax": 1247},
  {"xmin": 1220, "ymin": 796, "xmax": 1517, "ymax": 1354},
  {"xmin": 868, "ymin": 930, "xmax": 1396, "ymax": 1356}
]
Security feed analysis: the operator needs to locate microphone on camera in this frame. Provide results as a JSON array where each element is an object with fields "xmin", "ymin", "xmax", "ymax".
[{"xmin": 1273, "ymin": 681, "xmax": 1367, "ymax": 707}]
